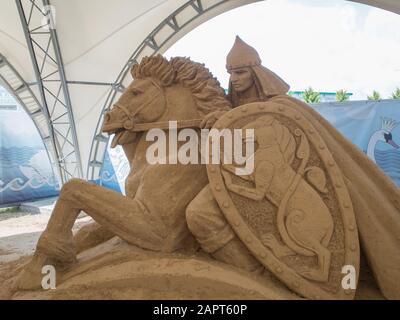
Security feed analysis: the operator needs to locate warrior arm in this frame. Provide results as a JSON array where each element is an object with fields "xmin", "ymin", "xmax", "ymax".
[
  {"xmin": 200, "ymin": 110, "xmax": 228, "ymax": 129},
  {"xmin": 221, "ymin": 162, "xmax": 274, "ymax": 201}
]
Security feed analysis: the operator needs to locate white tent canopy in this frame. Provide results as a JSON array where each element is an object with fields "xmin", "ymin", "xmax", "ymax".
[{"xmin": 0, "ymin": 0, "xmax": 399, "ymax": 184}]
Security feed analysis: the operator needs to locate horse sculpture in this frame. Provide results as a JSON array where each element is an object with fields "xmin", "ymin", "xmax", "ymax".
[
  {"xmin": 4, "ymin": 54, "xmax": 399, "ymax": 300},
  {"xmin": 13, "ymin": 55, "xmax": 231, "ymax": 290}
]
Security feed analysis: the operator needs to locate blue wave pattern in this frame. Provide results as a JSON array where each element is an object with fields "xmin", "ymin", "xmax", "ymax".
[
  {"xmin": 94, "ymin": 152, "xmax": 122, "ymax": 193},
  {"xmin": 0, "ymin": 146, "xmax": 59, "ymax": 205},
  {"xmin": 375, "ymin": 149, "xmax": 400, "ymax": 187}
]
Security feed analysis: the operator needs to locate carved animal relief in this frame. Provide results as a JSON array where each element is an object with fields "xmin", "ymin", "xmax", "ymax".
[{"xmin": 207, "ymin": 101, "xmax": 360, "ymax": 300}]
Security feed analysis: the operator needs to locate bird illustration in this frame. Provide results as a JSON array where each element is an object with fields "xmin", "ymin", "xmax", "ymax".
[{"xmin": 367, "ymin": 117, "xmax": 399, "ymax": 163}]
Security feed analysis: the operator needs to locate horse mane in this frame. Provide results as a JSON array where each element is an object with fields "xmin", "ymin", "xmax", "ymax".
[{"xmin": 131, "ymin": 55, "xmax": 231, "ymax": 116}]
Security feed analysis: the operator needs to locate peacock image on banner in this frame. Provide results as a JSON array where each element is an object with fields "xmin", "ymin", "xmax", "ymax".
[{"xmin": 313, "ymin": 99, "xmax": 400, "ymax": 187}]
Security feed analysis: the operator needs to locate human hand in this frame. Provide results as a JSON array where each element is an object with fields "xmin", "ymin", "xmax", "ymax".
[{"xmin": 200, "ymin": 110, "xmax": 227, "ymax": 129}]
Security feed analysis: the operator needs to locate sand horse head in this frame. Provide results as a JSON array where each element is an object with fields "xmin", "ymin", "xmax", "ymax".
[{"xmin": 102, "ymin": 55, "xmax": 230, "ymax": 147}]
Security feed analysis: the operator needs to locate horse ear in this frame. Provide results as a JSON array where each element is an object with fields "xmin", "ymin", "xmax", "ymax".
[{"xmin": 130, "ymin": 64, "xmax": 138, "ymax": 79}]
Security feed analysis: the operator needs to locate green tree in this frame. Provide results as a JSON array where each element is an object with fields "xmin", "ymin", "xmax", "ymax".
[
  {"xmin": 391, "ymin": 87, "xmax": 400, "ymax": 99},
  {"xmin": 302, "ymin": 87, "xmax": 321, "ymax": 103},
  {"xmin": 367, "ymin": 90, "xmax": 381, "ymax": 101},
  {"xmin": 336, "ymin": 89, "xmax": 349, "ymax": 102}
]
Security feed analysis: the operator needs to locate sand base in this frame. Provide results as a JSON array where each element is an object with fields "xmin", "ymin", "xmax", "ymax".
[
  {"xmin": 0, "ymin": 237, "xmax": 298, "ymax": 300},
  {"xmin": 0, "ymin": 235, "xmax": 384, "ymax": 300}
]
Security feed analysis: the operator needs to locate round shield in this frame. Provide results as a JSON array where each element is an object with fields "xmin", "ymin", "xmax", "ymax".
[{"xmin": 206, "ymin": 101, "xmax": 360, "ymax": 300}]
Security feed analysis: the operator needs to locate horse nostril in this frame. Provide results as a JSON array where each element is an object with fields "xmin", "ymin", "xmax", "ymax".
[{"xmin": 104, "ymin": 113, "xmax": 111, "ymax": 122}]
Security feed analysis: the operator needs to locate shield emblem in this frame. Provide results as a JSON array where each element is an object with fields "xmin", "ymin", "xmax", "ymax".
[{"xmin": 206, "ymin": 101, "xmax": 360, "ymax": 300}]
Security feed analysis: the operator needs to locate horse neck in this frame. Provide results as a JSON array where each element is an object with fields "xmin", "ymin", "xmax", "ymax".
[
  {"xmin": 121, "ymin": 132, "xmax": 143, "ymax": 163},
  {"xmin": 158, "ymin": 85, "xmax": 200, "ymax": 122}
]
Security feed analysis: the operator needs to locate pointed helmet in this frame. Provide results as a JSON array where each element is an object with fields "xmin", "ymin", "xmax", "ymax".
[{"xmin": 226, "ymin": 36, "xmax": 290, "ymax": 97}]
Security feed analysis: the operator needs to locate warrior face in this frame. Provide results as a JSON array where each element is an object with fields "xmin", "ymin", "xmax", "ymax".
[
  {"xmin": 229, "ymin": 67, "xmax": 254, "ymax": 93},
  {"xmin": 226, "ymin": 36, "xmax": 290, "ymax": 104}
]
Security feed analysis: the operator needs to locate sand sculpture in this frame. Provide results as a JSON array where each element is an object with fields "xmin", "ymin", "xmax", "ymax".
[{"xmin": 1, "ymin": 37, "xmax": 400, "ymax": 300}]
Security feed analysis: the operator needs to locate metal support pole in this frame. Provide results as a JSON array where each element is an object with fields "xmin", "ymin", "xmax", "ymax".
[{"xmin": 16, "ymin": 0, "xmax": 83, "ymax": 183}]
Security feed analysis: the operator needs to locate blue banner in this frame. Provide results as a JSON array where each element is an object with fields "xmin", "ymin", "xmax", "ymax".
[
  {"xmin": 0, "ymin": 104, "xmax": 59, "ymax": 205},
  {"xmin": 312, "ymin": 99, "xmax": 400, "ymax": 187}
]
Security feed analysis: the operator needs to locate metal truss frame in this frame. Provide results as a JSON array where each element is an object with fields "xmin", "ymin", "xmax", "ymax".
[
  {"xmin": 87, "ymin": 0, "xmax": 230, "ymax": 181},
  {"xmin": 16, "ymin": 0, "xmax": 82, "ymax": 183},
  {"xmin": 0, "ymin": 53, "xmax": 59, "ymax": 183}
]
